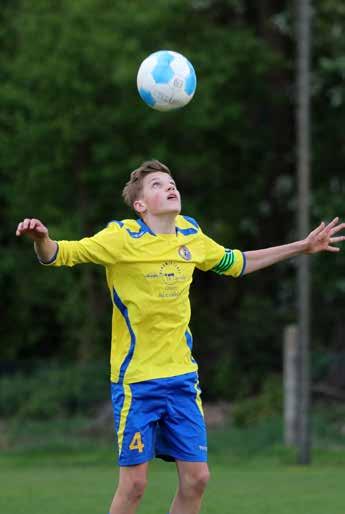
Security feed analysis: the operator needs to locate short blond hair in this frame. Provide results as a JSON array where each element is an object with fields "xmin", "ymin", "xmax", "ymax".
[{"xmin": 122, "ymin": 160, "xmax": 172, "ymax": 210}]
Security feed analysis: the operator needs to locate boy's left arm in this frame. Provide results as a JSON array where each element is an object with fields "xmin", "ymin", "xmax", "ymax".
[{"xmin": 243, "ymin": 217, "xmax": 345, "ymax": 275}]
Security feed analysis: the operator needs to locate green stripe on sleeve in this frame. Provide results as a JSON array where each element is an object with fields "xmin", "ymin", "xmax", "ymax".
[{"xmin": 212, "ymin": 250, "xmax": 234, "ymax": 274}]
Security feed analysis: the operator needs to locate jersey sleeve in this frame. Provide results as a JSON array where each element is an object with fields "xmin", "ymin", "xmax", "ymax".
[
  {"xmin": 197, "ymin": 231, "xmax": 245, "ymax": 277},
  {"xmin": 39, "ymin": 221, "xmax": 124, "ymax": 267}
]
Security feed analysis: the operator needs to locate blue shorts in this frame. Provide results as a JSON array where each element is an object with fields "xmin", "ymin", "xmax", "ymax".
[{"xmin": 110, "ymin": 372, "xmax": 208, "ymax": 466}]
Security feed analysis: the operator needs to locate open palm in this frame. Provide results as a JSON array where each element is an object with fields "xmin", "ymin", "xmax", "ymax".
[{"xmin": 305, "ymin": 217, "xmax": 345, "ymax": 254}]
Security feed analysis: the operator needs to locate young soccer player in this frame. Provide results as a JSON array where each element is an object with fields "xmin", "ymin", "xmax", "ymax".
[{"xmin": 16, "ymin": 160, "xmax": 345, "ymax": 514}]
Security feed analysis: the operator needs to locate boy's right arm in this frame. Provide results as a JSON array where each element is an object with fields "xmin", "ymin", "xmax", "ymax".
[
  {"xmin": 16, "ymin": 218, "xmax": 57, "ymax": 263},
  {"xmin": 16, "ymin": 217, "xmax": 124, "ymax": 266}
]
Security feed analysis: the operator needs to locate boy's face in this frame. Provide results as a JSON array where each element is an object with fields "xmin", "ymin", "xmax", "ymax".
[{"xmin": 134, "ymin": 172, "xmax": 181, "ymax": 217}]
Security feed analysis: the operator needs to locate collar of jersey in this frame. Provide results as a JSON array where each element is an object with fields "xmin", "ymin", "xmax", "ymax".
[
  {"xmin": 135, "ymin": 218, "xmax": 177, "ymax": 237},
  {"xmin": 127, "ymin": 218, "xmax": 198, "ymax": 238},
  {"xmin": 124, "ymin": 218, "xmax": 155, "ymax": 238}
]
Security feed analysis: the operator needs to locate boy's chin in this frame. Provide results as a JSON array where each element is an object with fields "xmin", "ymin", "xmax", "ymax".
[{"xmin": 159, "ymin": 206, "xmax": 181, "ymax": 216}]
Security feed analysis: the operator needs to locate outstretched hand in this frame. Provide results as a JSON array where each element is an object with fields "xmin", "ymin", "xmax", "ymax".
[
  {"xmin": 16, "ymin": 218, "xmax": 49, "ymax": 241},
  {"xmin": 304, "ymin": 217, "xmax": 345, "ymax": 254}
]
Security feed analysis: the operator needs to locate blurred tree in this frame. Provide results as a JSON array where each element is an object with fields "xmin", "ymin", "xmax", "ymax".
[
  {"xmin": 310, "ymin": 0, "xmax": 345, "ymax": 367},
  {"xmin": 1, "ymin": 0, "xmax": 344, "ymax": 397}
]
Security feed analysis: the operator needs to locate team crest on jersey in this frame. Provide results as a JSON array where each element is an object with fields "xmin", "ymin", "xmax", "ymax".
[{"xmin": 178, "ymin": 245, "xmax": 192, "ymax": 261}]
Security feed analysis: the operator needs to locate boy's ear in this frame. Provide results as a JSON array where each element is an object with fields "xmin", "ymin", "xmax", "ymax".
[{"xmin": 133, "ymin": 199, "xmax": 146, "ymax": 214}]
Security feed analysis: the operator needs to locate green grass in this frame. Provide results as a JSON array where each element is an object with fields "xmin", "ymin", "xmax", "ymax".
[
  {"xmin": 0, "ymin": 416, "xmax": 345, "ymax": 514},
  {"xmin": 2, "ymin": 451, "xmax": 345, "ymax": 514},
  {"xmin": 2, "ymin": 419, "xmax": 345, "ymax": 514}
]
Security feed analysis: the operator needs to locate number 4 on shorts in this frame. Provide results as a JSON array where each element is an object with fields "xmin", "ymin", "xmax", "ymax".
[{"xmin": 129, "ymin": 432, "xmax": 144, "ymax": 453}]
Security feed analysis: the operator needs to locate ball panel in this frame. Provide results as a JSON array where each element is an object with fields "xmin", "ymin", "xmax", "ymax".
[
  {"xmin": 152, "ymin": 64, "xmax": 174, "ymax": 84},
  {"xmin": 171, "ymin": 76, "xmax": 185, "ymax": 91},
  {"xmin": 168, "ymin": 51, "xmax": 185, "ymax": 60},
  {"xmin": 154, "ymin": 50, "xmax": 175, "ymax": 64},
  {"xmin": 184, "ymin": 62, "xmax": 197, "ymax": 96},
  {"xmin": 138, "ymin": 72, "xmax": 156, "ymax": 95},
  {"xmin": 138, "ymin": 88, "xmax": 156, "ymax": 108},
  {"xmin": 151, "ymin": 83, "xmax": 174, "ymax": 107},
  {"xmin": 137, "ymin": 55, "xmax": 157, "ymax": 77},
  {"xmin": 137, "ymin": 59, "xmax": 155, "ymax": 91},
  {"xmin": 170, "ymin": 57, "xmax": 189, "ymax": 77},
  {"xmin": 171, "ymin": 90, "xmax": 192, "ymax": 109},
  {"xmin": 151, "ymin": 51, "xmax": 174, "ymax": 84}
]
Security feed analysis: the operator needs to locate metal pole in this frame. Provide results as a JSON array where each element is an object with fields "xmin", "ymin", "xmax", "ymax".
[
  {"xmin": 284, "ymin": 324, "xmax": 298, "ymax": 447},
  {"xmin": 296, "ymin": 0, "xmax": 311, "ymax": 465}
]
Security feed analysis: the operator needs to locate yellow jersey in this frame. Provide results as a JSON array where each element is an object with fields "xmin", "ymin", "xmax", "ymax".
[{"xmin": 42, "ymin": 215, "xmax": 245, "ymax": 383}]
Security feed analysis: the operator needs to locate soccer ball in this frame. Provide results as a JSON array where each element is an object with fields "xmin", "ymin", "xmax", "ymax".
[{"xmin": 137, "ymin": 50, "xmax": 197, "ymax": 112}]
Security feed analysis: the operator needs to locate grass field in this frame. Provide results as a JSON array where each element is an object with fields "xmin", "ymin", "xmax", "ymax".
[
  {"xmin": 2, "ymin": 449, "xmax": 345, "ymax": 514},
  {"xmin": 1, "ymin": 421, "xmax": 345, "ymax": 514}
]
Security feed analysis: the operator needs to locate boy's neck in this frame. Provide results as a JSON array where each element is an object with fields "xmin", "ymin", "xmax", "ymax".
[{"xmin": 142, "ymin": 213, "xmax": 177, "ymax": 235}]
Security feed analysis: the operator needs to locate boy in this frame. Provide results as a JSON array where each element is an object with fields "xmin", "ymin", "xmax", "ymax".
[{"xmin": 16, "ymin": 160, "xmax": 345, "ymax": 514}]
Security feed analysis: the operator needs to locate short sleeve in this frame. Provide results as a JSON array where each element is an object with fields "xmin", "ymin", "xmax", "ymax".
[
  {"xmin": 212, "ymin": 248, "xmax": 245, "ymax": 277},
  {"xmin": 197, "ymin": 231, "xmax": 245, "ymax": 278},
  {"xmin": 41, "ymin": 221, "xmax": 124, "ymax": 267}
]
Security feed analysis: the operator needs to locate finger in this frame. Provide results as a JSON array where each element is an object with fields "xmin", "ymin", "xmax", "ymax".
[
  {"xmin": 326, "ymin": 246, "xmax": 340, "ymax": 253},
  {"xmin": 19, "ymin": 221, "xmax": 30, "ymax": 233},
  {"xmin": 326, "ymin": 217, "xmax": 339, "ymax": 228},
  {"xmin": 330, "ymin": 236, "xmax": 345, "ymax": 244},
  {"xmin": 324, "ymin": 217, "xmax": 340, "ymax": 235},
  {"xmin": 34, "ymin": 220, "xmax": 47, "ymax": 233},
  {"xmin": 31, "ymin": 218, "xmax": 45, "ymax": 232},
  {"xmin": 330, "ymin": 222, "xmax": 345, "ymax": 236},
  {"xmin": 29, "ymin": 219, "xmax": 42, "ymax": 231},
  {"xmin": 23, "ymin": 218, "xmax": 32, "ymax": 230},
  {"xmin": 311, "ymin": 222, "xmax": 325, "ymax": 237},
  {"xmin": 16, "ymin": 222, "xmax": 23, "ymax": 236}
]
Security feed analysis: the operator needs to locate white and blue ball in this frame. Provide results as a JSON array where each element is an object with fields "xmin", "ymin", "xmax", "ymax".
[{"xmin": 137, "ymin": 50, "xmax": 197, "ymax": 112}]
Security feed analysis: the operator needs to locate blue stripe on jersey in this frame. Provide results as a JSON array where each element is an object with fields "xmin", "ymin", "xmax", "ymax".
[
  {"xmin": 117, "ymin": 217, "xmax": 199, "ymax": 238},
  {"xmin": 108, "ymin": 220, "xmax": 124, "ymax": 228},
  {"xmin": 185, "ymin": 330, "xmax": 197, "ymax": 364},
  {"xmin": 176, "ymin": 216, "xmax": 199, "ymax": 236},
  {"xmin": 126, "ymin": 219, "xmax": 156, "ymax": 238},
  {"xmin": 176, "ymin": 226, "xmax": 198, "ymax": 236},
  {"xmin": 126, "ymin": 228, "xmax": 147, "ymax": 238},
  {"xmin": 112, "ymin": 287, "xmax": 136, "ymax": 383},
  {"xmin": 185, "ymin": 330, "xmax": 193, "ymax": 350},
  {"xmin": 182, "ymin": 215, "xmax": 199, "ymax": 228},
  {"xmin": 137, "ymin": 218, "xmax": 156, "ymax": 235}
]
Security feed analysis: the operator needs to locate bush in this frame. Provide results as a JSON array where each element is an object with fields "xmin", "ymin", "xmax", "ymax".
[
  {"xmin": 232, "ymin": 374, "xmax": 283, "ymax": 427},
  {"xmin": 0, "ymin": 361, "xmax": 109, "ymax": 419}
]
